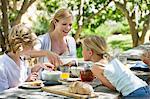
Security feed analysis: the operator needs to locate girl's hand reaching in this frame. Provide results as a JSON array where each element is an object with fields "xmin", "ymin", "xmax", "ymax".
[
  {"xmin": 42, "ymin": 63, "xmax": 55, "ymax": 71},
  {"xmin": 26, "ymin": 72, "xmax": 38, "ymax": 82}
]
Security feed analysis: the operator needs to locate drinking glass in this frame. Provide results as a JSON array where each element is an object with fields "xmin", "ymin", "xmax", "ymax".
[
  {"xmin": 60, "ymin": 66, "xmax": 70, "ymax": 80},
  {"xmin": 80, "ymin": 69, "xmax": 94, "ymax": 82}
]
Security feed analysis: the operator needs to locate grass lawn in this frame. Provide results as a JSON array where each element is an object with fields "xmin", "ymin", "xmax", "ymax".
[{"xmin": 107, "ymin": 34, "xmax": 132, "ymax": 53}]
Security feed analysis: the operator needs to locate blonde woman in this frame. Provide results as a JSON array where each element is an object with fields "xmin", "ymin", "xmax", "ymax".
[
  {"xmin": 0, "ymin": 24, "xmax": 53, "ymax": 92},
  {"xmin": 34, "ymin": 8, "xmax": 76, "ymax": 65},
  {"xmin": 82, "ymin": 35, "xmax": 150, "ymax": 97}
]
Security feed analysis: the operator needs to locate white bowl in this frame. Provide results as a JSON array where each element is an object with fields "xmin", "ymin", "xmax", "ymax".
[{"xmin": 41, "ymin": 70, "xmax": 62, "ymax": 81}]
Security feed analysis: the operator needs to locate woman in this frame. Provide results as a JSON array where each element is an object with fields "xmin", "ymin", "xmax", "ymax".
[
  {"xmin": 81, "ymin": 35, "xmax": 150, "ymax": 97},
  {"xmin": 34, "ymin": 8, "xmax": 76, "ymax": 65},
  {"xmin": 0, "ymin": 24, "xmax": 53, "ymax": 92}
]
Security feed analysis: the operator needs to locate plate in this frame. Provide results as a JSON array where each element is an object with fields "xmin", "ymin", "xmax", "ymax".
[
  {"xmin": 66, "ymin": 78, "xmax": 81, "ymax": 82},
  {"xmin": 19, "ymin": 82, "xmax": 44, "ymax": 89},
  {"xmin": 43, "ymin": 81, "xmax": 62, "ymax": 86}
]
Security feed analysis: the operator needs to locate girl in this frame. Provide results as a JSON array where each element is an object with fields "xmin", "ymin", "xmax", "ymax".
[{"xmin": 82, "ymin": 35, "xmax": 150, "ymax": 97}]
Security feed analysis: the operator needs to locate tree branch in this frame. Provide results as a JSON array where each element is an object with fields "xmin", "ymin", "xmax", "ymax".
[
  {"xmin": 141, "ymin": 13, "xmax": 150, "ymax": 40},
  {"xmin": 114, "ymin": 1, "xmax": 129, "ymax": 18},
  {"xmin": 131, "ymin": 10, "xmax": 135, "ymax": 20},
  {"xmin": 12, "ymin": 0, "xmax": 17, "ymax": 11},
  {"xmin": 87, "ymin": 0, "xmax": 112, "ymax": 21},
  {"xmin": 11, "ymin": 0, "xmax": 36, "ymax": 26},
  {"xmin": 28, "ymin": 0, "xmax": 36, "ymax": 8},
  {"xmin": 144, "ymin": 0, "xmax": 149, "ymax": 6},
  {"xmin": 7, "ymin": 0, "xmax": 14, "ymax": 12},
  {"xmin": 74, "ymin": 0, "xmax": 84, "ymax": 41},
  {"xmin": 0, "ymin": 30, "xmax": 5, "ymax": 51},
  {"xmin": 123, "ymin": 0, "xmax": 127, "ymax": 5}
]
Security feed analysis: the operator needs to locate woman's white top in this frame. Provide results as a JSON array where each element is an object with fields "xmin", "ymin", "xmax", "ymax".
[
  {"xmin": 95, "ymin": 58, "xmax": 147, "ymax": 96},
  {"xmin": 0, "ymin": 53, "xmax": 28, "ymax": 92},
  {"xmin": 34, "ymin": 33, "xmax": 76, "ymax": 63}
]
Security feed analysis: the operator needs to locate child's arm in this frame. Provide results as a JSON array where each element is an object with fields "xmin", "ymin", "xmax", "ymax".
[
  {"xmin": 20, "ymin": 50, "xmax": 63, "ymax": 67},
  {"xmin": 26, "ymin": 72, "xmax": 38, "ymax": 82},
  {"xmin": 91, "ymin": 64, "xmax": 116, "ymax": 90}
]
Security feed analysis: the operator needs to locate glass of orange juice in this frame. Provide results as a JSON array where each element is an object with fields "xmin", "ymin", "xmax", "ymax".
[
  {"xmin": 60, "ymin": 72, "xmax": 70, "ymax": 79},
  {"xmin": 60, "ymin": 66, "xmax": 70, "ymax": 80}
]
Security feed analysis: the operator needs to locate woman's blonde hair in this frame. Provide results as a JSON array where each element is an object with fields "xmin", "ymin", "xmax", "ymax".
[
  {"xmin": 82, "ymin": 35, "xmax": 111, "ymax": 60},
  {"xmin": 7, "ymin": 24, "xmax": 37, "ymax": 53},
  {"xmin": 49, "ymin": 8, "xmax": 73, "ymax": 32}
]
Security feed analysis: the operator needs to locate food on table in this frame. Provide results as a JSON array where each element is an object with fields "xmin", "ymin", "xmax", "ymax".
[
  {"xmin": 68, "ymin": 81, "xmax": 94, "ymax": 95},
  {"xmin": 60, "ymin": 72, "xmax": 70, "ymax": 79},
  {"xmin": 28, "ymin": 81, "xmax": 43, "ymax": 86}
]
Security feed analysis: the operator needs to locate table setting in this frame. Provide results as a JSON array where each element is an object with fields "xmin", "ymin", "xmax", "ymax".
[{"xmin": 0, "ymin": 58, "xmax": 120, "ymax": 99}]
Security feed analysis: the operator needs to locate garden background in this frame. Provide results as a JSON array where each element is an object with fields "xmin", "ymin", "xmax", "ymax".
[{"xmin": 0, "ymin": 0, "xmax": 149, "ymax": 57}]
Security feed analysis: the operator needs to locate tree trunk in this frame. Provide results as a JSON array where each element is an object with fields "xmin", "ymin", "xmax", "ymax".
[
  {"xmin": 75, "ymin": 25, "xmax": 83, "ymax": 41},
  {"xmin": 127, "ymin": 14, "xmax": 139, "ymax": 47},
  {"xmin": 0, "ymin": 31, "xmax": 5, "ymax": 52},
  {"xmin": 140, "ymin": 13, "xmax": 150, "ymax": 44},
  {"xmin": 114, "ymin": 1, "xmax": 149, "ymax": 47},
  {"xmin": 0, "ymin": 0, "xmax": 36, "ymax": 52},
  {"xmin": 128, "ymin": 12, "xmax": 150, "ymax": 47},
  {"xmin": 74, "ymin": 0, "xmax": 84, "ymax": 41},
  {"xmin": 1, "ymin": 0, "xmax": 9, "ymax": 51}
]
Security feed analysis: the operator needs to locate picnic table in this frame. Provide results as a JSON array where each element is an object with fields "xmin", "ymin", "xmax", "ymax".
[
  {"xmin": 1, "ymin": 42, "xmax": 150, "ymax": 99},
  {"xmin": 0, "ymin": 79, "xmax": 120, "ymax": 99},
  {"xmin": 121, "ymin": 42, "xmax": 150, "ymax": 60}
]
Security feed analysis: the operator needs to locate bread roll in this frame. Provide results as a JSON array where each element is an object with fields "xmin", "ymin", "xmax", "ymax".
[
  {"xmin": 29, "ymin": 81, "xmax": 42, "ymax": 86},
  {"xmin": 68, "ymin": 81, "xmax": 94, "ymax": 95}
]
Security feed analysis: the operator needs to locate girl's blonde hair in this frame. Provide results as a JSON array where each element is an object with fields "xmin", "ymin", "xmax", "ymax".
[
  {"xmin": 7, "ymin": 24, "xmax": 37, "ymax": 53},
  {"xmin": 82, "ymin": 35, "xmax": 111, "ymax": 60},
  {"xmin": 49, "ymin": 8, "xmax": 73, "ymax": 32}
]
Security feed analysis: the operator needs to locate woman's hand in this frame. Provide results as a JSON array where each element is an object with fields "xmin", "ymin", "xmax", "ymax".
[
  {"xmin": 141, "ymin": 51, "xmax": 150, "ymax": 66},
  {"xmin": 26, "ymin": 72, "xmax": 38, "ymax": 82},
  {"xmin": 31, "ymin": 63, "xmax": 55, "ymax": 72},
  {"xmin": 20, "ymin": 50, "xmax": 63, "ymax": 67},
  {"xmin": 46, "ymin": 51, "xmax": 63, "ymax": 68}
]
